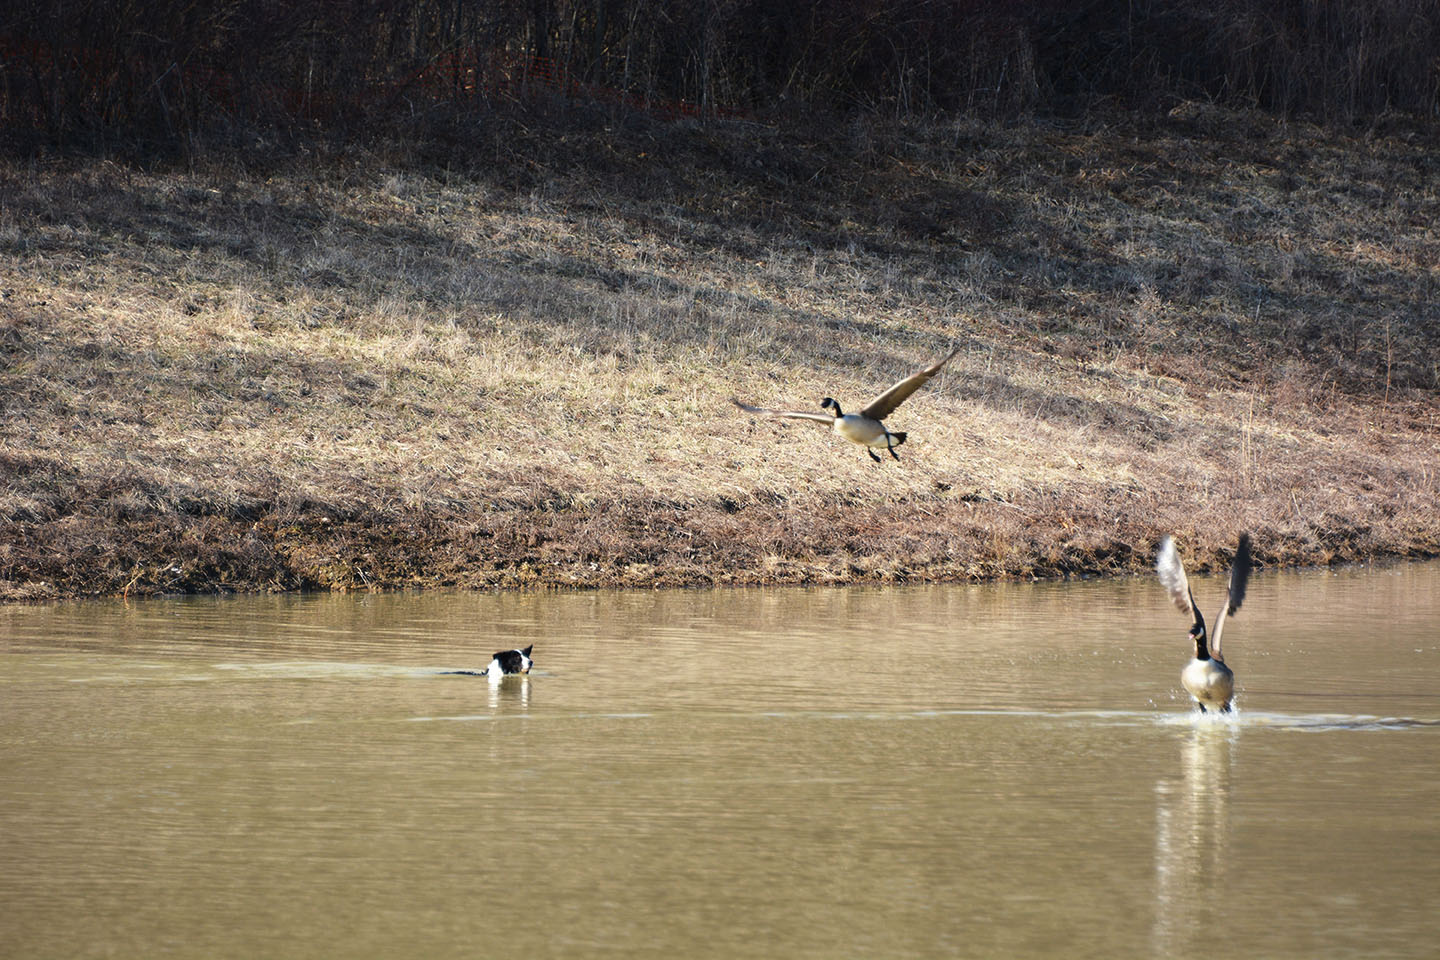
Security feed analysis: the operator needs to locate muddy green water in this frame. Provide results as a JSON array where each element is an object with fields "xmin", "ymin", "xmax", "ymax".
[{"xmin": 2, "ymin": 562, "xmax": 1438, "ymax": 959}]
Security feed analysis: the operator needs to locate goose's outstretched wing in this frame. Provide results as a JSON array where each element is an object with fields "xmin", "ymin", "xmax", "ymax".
[
  {"xmin": 1210, "ymin": 532, "xmax": 1252, "ymax": 663},
  {"xmin": 732, "ymin": 398, "xmax": 835, "ymax": 425},
  {"xmin": 859, "ymin": 348, "xmax": 960, "ymax": 421},
  {"xmin": 1156, "ymin": 536, "xmax": 1194, "ymax": 614},
  {"xmin": 1156, "ymin": 535, "xmax": 1204, "ymax": 635}
]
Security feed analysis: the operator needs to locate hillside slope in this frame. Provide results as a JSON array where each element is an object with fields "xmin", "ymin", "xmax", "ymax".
[{"xmin": 2, "ymin": 108, "xmax": 1438, "ymax": 599}]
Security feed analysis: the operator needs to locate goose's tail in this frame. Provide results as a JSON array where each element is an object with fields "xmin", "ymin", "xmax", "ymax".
[{"xmin": 890, "ymin": 431, "xmax": 908, "ymax": 446}]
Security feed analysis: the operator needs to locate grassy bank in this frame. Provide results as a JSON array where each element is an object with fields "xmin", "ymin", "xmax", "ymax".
[{"xmin": 2, "ymin": 106, "xmax": 1438, "ymax": 600}]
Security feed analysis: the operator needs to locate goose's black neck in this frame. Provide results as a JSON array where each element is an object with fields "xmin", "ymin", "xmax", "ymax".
[
  {"xmin": 1192, "ymin": 626, "xmax": 1211, "ymax": 661},
  {"xmin": 1187, "ymin": 589, "xmax": 1209, "ymax": 660}
]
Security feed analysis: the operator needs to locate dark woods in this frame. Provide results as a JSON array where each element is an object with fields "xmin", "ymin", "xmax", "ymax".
[{"xmin": 3, "ymin": 0, "xmax": 1439, "ymax": 152}]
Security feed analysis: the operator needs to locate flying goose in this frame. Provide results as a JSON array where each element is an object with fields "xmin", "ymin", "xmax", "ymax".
[
  {"xmin": 1156, "ymin": 533, "xmax": 1252, "ymax": 713},
  {"xmin": 733, "ymin": 348, "xmax": 959, "ymax": 462}
]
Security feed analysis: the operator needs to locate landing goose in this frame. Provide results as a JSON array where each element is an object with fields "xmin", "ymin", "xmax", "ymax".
[{"xmin": 1156, "ymin": 534, "xmax": 1252, "ymax": 713}]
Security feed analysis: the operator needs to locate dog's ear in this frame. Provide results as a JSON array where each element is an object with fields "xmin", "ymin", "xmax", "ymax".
[{"xmin": 522, "ymin": 645, "xmax": 533, "ymax": 657}]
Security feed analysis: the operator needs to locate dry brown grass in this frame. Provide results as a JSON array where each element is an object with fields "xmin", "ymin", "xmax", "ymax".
[{"xmin": 2, "ymin": 106, "xmax": 1438, "ymax": 599}]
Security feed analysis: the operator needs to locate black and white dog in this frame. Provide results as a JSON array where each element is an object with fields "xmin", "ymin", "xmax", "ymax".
[{"xmin": 442, "ymin": 645, "xmax": 533, "ymax": 682}]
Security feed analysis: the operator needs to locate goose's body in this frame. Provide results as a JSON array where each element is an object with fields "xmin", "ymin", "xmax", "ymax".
[
  {"xmin": 1156, "ymin": 534, "xmax": 1252, "ymax": 713},
  {"xmin": 830, "ymin": 411, "xmax": 896, "ymax": 449},
  {"xmin": 733, "ymin": 348, "xmax": 958, "ymax": 462},
  {"xmin": 1180, "ymin": 657, "xmax": 1234, "ymax": 713}
]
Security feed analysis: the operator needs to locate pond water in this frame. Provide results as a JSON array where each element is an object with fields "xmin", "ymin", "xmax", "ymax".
[{"xmin": 2, "ymin": 561, "xmax": 1438, "ymax": 959}]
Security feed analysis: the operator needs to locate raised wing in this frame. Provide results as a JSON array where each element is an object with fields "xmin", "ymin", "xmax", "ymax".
[
  {"xmin": 1209, "ymin": 532, "xmax": 1252, "ymax": 662},
  {"xmin": 1155, "ymin": 536, "xmax": 1194, "ymax": 615},
  {"xmin": 732, "ymin": 398, "xmax": 835, "ymax": 425},
  {"xmin": 859, "ymin": 347, "xmax": 960, "ymax": 421}
]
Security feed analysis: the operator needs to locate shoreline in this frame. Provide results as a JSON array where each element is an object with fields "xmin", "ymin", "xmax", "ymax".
[{"xmin": 5, "ymin": 491, "xmax": 1437, "ymax": 602}]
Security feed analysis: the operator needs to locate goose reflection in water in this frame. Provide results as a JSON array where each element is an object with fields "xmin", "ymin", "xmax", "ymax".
[{"xmin": 1152, "ymin": 724, "xmax": 1236, "ymax": 956}]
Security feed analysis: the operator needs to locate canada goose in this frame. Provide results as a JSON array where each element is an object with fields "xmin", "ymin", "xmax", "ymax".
[
  {"xmin": 1156, "ymin": 534, "xmax": 1252, "ymax": 713},
  {"xmin": 733, "ymin": 348, "xmax": 959, "ymax": 462}
]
